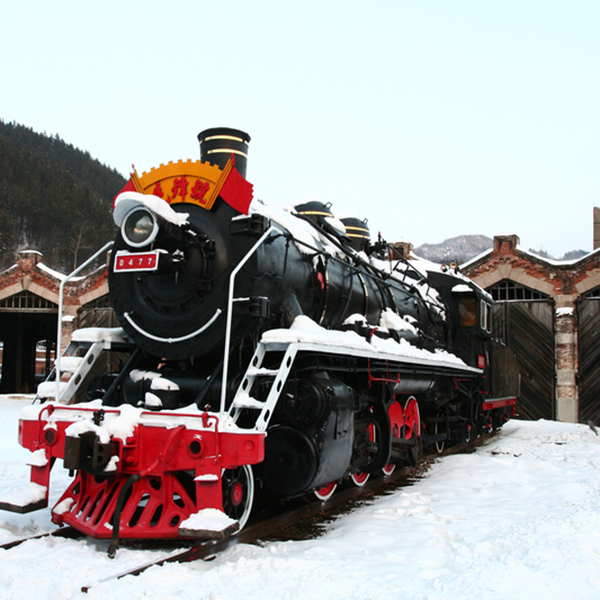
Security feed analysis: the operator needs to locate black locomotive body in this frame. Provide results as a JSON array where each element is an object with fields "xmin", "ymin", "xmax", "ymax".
[{"xmin": 4, "ymin": 128, "xmax": 517, "ymax": 545}]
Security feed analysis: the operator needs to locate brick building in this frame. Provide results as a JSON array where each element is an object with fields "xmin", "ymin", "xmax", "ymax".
[
  {"xmin": 0, "ymin": 251, "xmax": 111, "ymax": 393},
  {"xmin": 462, "ymin": 231, "xmax": 600, "ymax": 424},
  {"xmin": 3, "ymin": 212, "xmax": 600, "ymax": 424}
]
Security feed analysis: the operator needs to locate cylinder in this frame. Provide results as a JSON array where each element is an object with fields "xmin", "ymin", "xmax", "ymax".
[
  {"xmin": 393, "ymin": 375, "xmax": 435, "ymax": 395},
  {"xmin": 261, "ymin": 426, "xmax": 318, "ymax": 496},
  {"xmin": 198, "ymin": 127, "xmax": 251, "ymax": 177}
]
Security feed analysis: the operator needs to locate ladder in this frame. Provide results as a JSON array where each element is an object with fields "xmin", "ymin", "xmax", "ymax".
[
  {"xmin": 227, "ymin": 342, "xmax": 299, "ymax": 433},
  {"xmin": 36, "ymin": 340, "xmax": 104, "ymax": 403}
]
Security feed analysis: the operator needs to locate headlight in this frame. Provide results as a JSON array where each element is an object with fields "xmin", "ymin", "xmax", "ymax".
[{"xmin": 122, "ymin": 207, "xmax": 159, "ymax": 248}]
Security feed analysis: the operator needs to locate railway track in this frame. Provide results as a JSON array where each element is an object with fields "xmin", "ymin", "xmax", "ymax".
[
  {"xmin": 0, "ymin": 465, "xmax": 420, "ymax": 592},
  {"xmin": 1, "ymin": 433, "xmax": 493, "ymax": 593},
  {"xmin": 0, "ymin": 525, "xmax": 84, "ymax": 550},
  {"xmin": 83, "ymin": 465, "xmax": 421, "ymax": 591}
]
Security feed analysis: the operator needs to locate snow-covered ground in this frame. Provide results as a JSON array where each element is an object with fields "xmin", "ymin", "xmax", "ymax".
[{"xmin": 0, "ymin": 394, "xmax": 599, "ymax": 600}]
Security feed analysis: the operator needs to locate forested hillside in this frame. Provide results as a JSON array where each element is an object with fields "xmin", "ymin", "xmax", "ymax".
[{"xmin": 0, "ymin": 120, "xmax": 126, "ymax": 272}]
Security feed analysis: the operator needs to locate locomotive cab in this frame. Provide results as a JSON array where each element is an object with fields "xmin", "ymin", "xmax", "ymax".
[
  {"xmin": 426, "ymin": 269, "xmax": 493, "ymax": 370},
  {"xmin": 455, "ymin": 287, "xmax": 492, "ymax": 336}
]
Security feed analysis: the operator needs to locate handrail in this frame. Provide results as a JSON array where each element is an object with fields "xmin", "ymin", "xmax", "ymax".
[
  {"xmin": 219, "ymin": 226, "xmax": 276, "ymax": 415},
  {"xmin": 55, "ymin": 241, "xmax": 114, "ymax": 402}
]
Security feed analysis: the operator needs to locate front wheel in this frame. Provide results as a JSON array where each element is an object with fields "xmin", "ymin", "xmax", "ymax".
[{"xmin": 222, "ymin": 465, "xmax": 255, "ymax": 530}]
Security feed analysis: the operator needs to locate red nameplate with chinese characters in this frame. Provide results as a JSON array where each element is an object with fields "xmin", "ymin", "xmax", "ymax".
[{"xmin": 114, "ymin": 251, "xmax": 159, "ymax": 272}]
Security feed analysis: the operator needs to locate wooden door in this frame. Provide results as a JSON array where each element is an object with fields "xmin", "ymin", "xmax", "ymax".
[
  {"xmin": 578, "ymin": 297, "xmax": 600, "ymax": 424},
  {"xmin": 492, "ymin": 301, "xmax": 555, "ymax": 420}
]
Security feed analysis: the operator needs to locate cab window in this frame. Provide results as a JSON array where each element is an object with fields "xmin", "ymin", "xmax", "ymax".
[
  {"xmin": 480, "ymin": 300, "xmax": 492, "ymax": 333},
  {"xmin": 458, "ymin": 298, "xmax": 477, "ymax": 327}
]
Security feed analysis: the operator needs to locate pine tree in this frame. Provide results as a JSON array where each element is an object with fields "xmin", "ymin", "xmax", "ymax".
[{"xmin": 0, "ymin": 120, "xmax": 125, "ymax": 272}]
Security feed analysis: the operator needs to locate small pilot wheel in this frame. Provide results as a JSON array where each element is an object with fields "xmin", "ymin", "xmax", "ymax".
[
  {"xmin": 349, "ymin": 471, "xmax": 370, "ymax": 486},
  {"xmin": 221, "ymin": 465, "xmax": 255, "ymax": 530},
  {"xmin": 434, "ymin": 419, "xmax": 445, "ymax": 454},
  {"xmin": 382, "ymin": 463, "xmax": 396, "ymax": 476},
  {"xmin": 314, "ymin": 481, "xmax": 337, "ymax": 501}
]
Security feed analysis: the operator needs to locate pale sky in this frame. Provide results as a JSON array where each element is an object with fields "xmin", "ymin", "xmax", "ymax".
[{"xmin": 2, "ymin": 0, "xmax": 599, "ymax": 257}]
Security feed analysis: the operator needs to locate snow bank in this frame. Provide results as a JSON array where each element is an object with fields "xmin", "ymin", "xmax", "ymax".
[
  {"xmin": 0, "ymin": 481, "xmax": 47, "ymax": 508},
  {"xmin": 179, "ymin": 508, "xmax": 237, "ymax": 533},
  {"xmin": 0, "ymin": 395, "xmax": 599, "ymax": 599}
]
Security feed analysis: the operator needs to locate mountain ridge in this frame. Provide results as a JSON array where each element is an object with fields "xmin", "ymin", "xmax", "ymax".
[
  {"xmin": 0, "ymin": 120, "xmax": 125, "ymax": 271},
  {"xmin": 414, "ymin": 235, "xmax": 588, "ymax": 264}
]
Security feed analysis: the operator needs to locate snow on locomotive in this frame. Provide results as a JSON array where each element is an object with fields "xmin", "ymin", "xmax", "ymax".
[{"xmin": 0, "ymin": 128, "xmax": 516, "ymax": 551}]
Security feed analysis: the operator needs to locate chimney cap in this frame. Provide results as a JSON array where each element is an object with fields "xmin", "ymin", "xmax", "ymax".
[
  {"xmin": 17, "ymin": 250, "xmax": 43, "ymax": 271},
  {"xmin": 494, "ymin": 234, "xmax": 520, "ymax": 253}
]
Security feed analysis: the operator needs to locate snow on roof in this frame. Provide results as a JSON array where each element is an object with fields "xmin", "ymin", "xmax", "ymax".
[
  {"xmin": 0, "ymin": 263, "xmax": 19, "ymax": 276},
  {"xmin": 460, "ymin": 247, "xmax": 494, "ymax": 268},
  {"xmin": 516, "ymin": 245, "xmax": 598, "ymax": 266},
  {"xmin": 408, "ymin": 251, "xmax": 493, "ymax": 302},
  {"xmin": 35, "ymin": 262, "xmax": 70, "ymax": 281},
  {"xmin": 452, "ymin": 283, "xmax": 474, "ymax": 293},
  {"xmin": 462, "ymin": 243, "xmax": 599, "ymax": 269}
]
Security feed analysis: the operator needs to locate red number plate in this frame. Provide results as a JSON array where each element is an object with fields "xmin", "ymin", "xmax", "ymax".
[{"xmin": 114, "ymin": 251, "xmax": 159, "ymax": 272}]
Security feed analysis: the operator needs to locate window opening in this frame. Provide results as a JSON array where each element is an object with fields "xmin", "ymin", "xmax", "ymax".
[
  {"xmin": 488, "ymin": 280, "xmax": 550, "ymax": 302},
  {"xmin": 0, "ymin": 291, "xmax": 57, "ymax": 311}
]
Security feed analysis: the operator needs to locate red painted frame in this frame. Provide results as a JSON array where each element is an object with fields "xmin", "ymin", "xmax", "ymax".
[{"xmin": 17, "ymin": 404, "xmax": 264, "ymax": 539}]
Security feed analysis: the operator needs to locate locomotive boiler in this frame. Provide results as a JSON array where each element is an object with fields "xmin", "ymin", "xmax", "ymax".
[{"xmin": 1, "ymin": 128, "xmax": 517, "ymax": 550}]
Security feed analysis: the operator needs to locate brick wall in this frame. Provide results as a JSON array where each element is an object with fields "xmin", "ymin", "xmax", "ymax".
[
  {"xmin": 463, "ymin": 235, "xmax": 600, "ymax": 422},
  {"xmin": 0, "ymin": 251, "xmax": 109, "ymax": 353}
]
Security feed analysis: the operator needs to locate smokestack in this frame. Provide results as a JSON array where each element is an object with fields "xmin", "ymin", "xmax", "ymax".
[{"xmin": 198, "ymin": 127, "xmax": 251, "ymax": 178}]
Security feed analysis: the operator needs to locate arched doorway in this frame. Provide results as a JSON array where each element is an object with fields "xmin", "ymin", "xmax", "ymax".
[
  {"xmin": 0, "ymin": 291, "xmax": 57, "ymax": 393},
  {"xmin": 488, "ymin": 280, "xmax": 555, "ymax": 420}
]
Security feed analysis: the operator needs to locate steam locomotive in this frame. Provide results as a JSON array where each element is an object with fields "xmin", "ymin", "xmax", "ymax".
[{"xmin": 1, "ymin": 128, "xmax": 516, "ymax": 551}]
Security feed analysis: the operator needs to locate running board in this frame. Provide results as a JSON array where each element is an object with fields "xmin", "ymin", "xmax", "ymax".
[{"xmin": 0, "ymin": 498, "xmax": 48, "ymax": 514}]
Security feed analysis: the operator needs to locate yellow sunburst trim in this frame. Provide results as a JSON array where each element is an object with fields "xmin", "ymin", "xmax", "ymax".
[{"xmin": 136, "ymin": 159, "xmax": 227, "ymax": 210}]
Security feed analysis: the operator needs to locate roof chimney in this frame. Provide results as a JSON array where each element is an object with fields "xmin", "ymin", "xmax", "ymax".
[
  {"xmin": 17, "ymin": 250, "xmax": 42, "ymax": 272},
  {"xmin": 494, "ymin": 235, "xmax": 520, "ymax": 254}
]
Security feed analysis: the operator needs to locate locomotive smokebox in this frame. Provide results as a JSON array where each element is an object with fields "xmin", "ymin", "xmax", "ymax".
[{"xmin": 198, "ymin": 127, "xmax": 251, "ymax": 178}]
